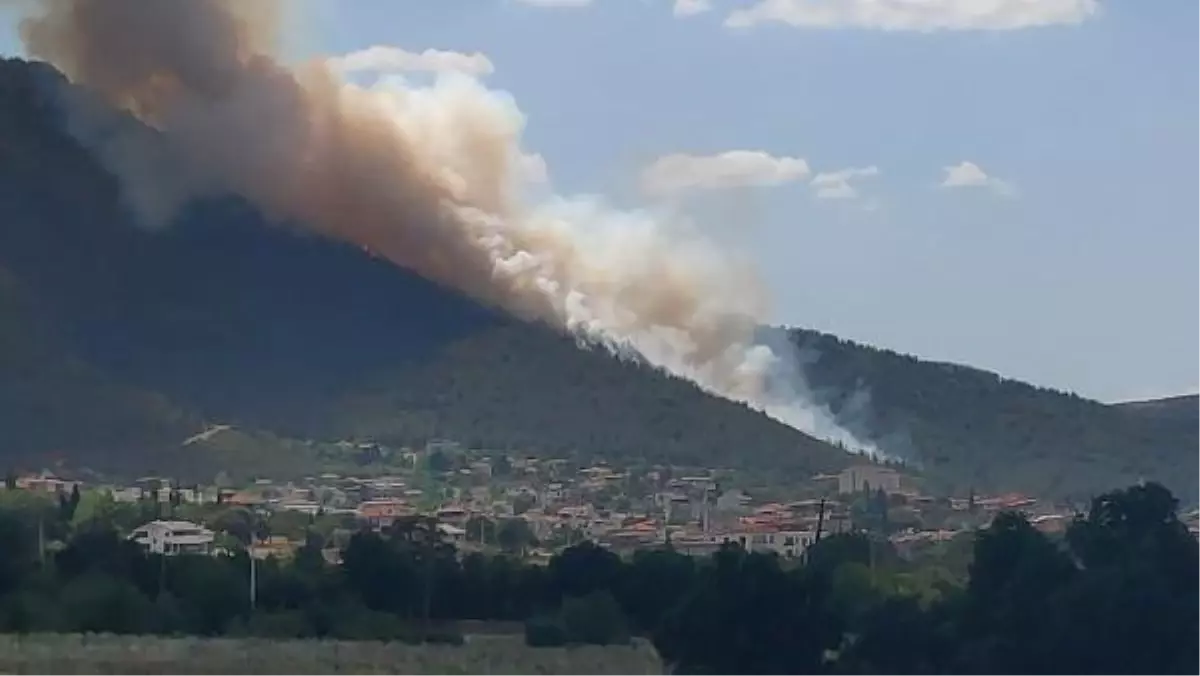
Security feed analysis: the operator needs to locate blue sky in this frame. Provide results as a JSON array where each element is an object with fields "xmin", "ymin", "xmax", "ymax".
[{"xmin": 2, "ymin": 0, "xmax": 1196, "ymax": 403}]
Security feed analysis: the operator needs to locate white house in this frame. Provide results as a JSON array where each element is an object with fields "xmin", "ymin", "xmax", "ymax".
[
  {"xmin": 744, "ymin": 529, "xmax": 818, "ymax": 559},
  {"xmin": 437, "ymin": 522, "xmax": 467, "ymax": 544},
  {"xmin": 672, "ymin": 528, "xmax": 818, "ymax": 559},
  {"xmin": 129, "ymin": 520, "xmax": 215, "ymax": 556},
  {"xmin": 277, "ymin": 500, "xmax": 322, "ymax": 515},
  {"xmin": 837, "ymin": 465, "xmax": 902, "ymax": 495}
]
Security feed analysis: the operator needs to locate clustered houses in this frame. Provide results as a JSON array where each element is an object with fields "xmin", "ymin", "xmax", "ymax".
[
  {"xmin": 3, "ymin": 451, "xmax": 1114, "ymax": 563},
  {"xmin": 1184, "ymin": 509, "xmax": 1200, "ymax": 538}
]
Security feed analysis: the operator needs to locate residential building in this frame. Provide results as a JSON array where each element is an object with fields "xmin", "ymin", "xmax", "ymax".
[
  {"xmin": 837, "ymin": 465, "xmax": 902, "ymax": 495},
  {"xmin": 226, "ymin": 490, "xmax": 265, "ymax": 508},
  {"xmin": 436, "ymin": 505, "xmax": 469, "ymax": 525},
  {"xmin": 250, "ymin": 536, "xmax": 299, "ymax": 560},
  {"xmin": 109, "ymin": 486, "xmax": 143, "ymax": 503},
  {"xmin": 437, "ymin": 523, "xmax": 467, "ymax": 544},
  {"xmin": 129, "ymin": 520, "xmax": 215, "ymax": 556},
  {"xmin": 715, "ymin": 489, "xmax": 752, "ymax": 514},
  {"xmin": 278, "ymin": 500, "xmax": 321, "ymax": 515},
  {"xmin": 671, "ymin": 526, "xmax": 817, "ymax": 559},
  {"xmin": 741, "ymin": 528, "xmax": 817, "ymax": 559},
  {"xmin": 16, "ymin": 474, "xmax": 76, "ymax": 493},
  {"xmin": 670, "ymin": 534, "xmax": 726, "ymax": 557},
  {"xmin": 358, "ymin": 499, "xmax": 413, "ymax": 530}
]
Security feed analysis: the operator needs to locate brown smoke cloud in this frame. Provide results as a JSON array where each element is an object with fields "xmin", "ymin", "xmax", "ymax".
[{"xmin": 16, "ymin": 0, "xmax": 876, "ymax": 452}]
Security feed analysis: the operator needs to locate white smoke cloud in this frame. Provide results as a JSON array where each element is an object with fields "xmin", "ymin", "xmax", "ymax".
[
  {"xmin": 328, "ymin": 46, "xmax": 496, "ymax": 78},
  {"xmin": 18, "ymin": 0, "xmax": 878, "ymax": 458},
  {"xmin": 726, "ymin": 0, "xmax": 1100, "ymax": 31},
  {"xmin": 641, "ymin": 150, "xmax": 811, "ymax": 197}
]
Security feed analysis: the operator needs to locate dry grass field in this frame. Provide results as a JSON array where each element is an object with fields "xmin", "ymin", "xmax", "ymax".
[{"xmin": 0, "ymin": 633, "xmax": 664, "ymax": 674}]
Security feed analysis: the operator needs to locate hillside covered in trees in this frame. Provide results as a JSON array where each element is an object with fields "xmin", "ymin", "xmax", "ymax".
[
  {"xmin": 0, "ymin": 57, "xmax": 848, "ymax": 481},
  {"xmin": 788, "ymin": 329, "xmax": 1198, "ymax": 501},
  {"xmin": 0, "ymin": 56, "xmax": 1193, "ymax": 500}
]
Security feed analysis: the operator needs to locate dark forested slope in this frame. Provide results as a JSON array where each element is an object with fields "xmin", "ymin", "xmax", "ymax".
[
  {"xmin": 789, "ymin": 328, "xmax": 1198, "ymax": 501},
  {"xmin": 0, "ymin": 58, "xmax": 849, "ymax": 480}
]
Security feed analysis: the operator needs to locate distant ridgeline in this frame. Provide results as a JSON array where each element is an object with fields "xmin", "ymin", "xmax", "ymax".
[{"xmin": 784, "ymin": 328, "xmax": 1197, "ymax": 502}]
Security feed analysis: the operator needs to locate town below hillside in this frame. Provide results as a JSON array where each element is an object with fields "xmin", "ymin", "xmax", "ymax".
[
  {"xmin": 8, "ymin": 435, "xmax": 1196, "ymax": 569},
  {"xmin": 1, "ymin": 459, "xmax": 1195, "ymax": 674}
]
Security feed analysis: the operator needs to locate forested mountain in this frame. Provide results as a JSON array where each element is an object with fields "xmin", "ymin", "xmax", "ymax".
[
  {"xmin": 0, "ymin": 56, "xmax": 1193, "ymax": 500},
  {"xmin": 0, "ymin": 57, "xmax": 848, "ymax": 481},
  {"xmin": 788, "ymin": 329, "xmax": 1198, "ymax": 501}
]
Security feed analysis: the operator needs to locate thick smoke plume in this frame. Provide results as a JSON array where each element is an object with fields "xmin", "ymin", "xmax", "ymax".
[{"xmin": 16, "ymin": 0, "xmax": 877, "ymax": 454}]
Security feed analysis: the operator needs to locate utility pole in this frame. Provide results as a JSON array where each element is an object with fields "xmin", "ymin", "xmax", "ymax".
[
  {"xmin": 158, "ymin": 545, "xmax": 167, "ymax": 599},
  {"xmin": 249, "ymin": 550, "xmax": 257, "ymax": 611},
  {"xmin": 701, "ymin": 483, "xmax": 710, "ymax": 534},
  {"xmin": 814, "ymin": 498, "xmax": 827, "ymax": 544},
  {"xmin": 37, "ymin": 514, "xmax": 45, "ymax": 568},
  {"xmin": 420, "ymin": 517, "xmax": 436, "ymax": 643}
]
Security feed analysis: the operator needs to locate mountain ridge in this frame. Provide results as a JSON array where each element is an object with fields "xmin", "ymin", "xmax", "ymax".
[
  {"xmin": 786, "ymin": 328, "xmax": 1197, "ymax": 500},
  {"xmin": 1112, "ymin": 393, "xmax": 1198, "ymax": 412},
  {"xmin": 0, "ymin": 57, "xmax": 852, "ymax": 482}
]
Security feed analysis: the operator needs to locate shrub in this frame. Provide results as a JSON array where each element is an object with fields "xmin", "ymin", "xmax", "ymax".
[{"xmin": 525, "ymin": 614, "xmax": 568, "ymax": 648}]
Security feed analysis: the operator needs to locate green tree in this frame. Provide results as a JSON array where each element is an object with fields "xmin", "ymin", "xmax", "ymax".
[
  {"xmin": 266, "ymin": 509, "xmax": 312, "ymax": 541},
  {"xmin": 426, "ymin": 450, "xmax": 453, "ymax": 473},
  {"xmin": 0, "ymin": 509, "xmax": 36, "ymax": 596},
  {"xmin": 57, "ymin": 484, "xmax": 81, "ymax": 524},
  {"xmin": 465, "ymin": 515, "xmax": 496, "ymax": 544},
  {"xmin": 59, "ymin": 572, "xmax": 157, "ymax": 634},
  {"xmin": 616, "ymin": 547, "xmax": 696, "ymax": 634},
  {"xmin": 655, "ymin": 545, "xmax": 842, "ymax": 674},
  {"xmin": 512, "ymin": 492, "xmax": 537, "ymax": 516},
  {"xmin": 492, "ymin": 454, "xmax": 512, "ymax": 477},
  {"xmin": 560, "ymin": 590, "xmax": 629, "ymax": 645},
  {"xmin": 497, "ymin": 518, "xmax": 537, "ymax": 555}
]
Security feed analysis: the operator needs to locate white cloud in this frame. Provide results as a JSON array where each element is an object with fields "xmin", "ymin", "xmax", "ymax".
[
  {"xmin": 810, "ymin": 166, "xmax": 879, "ymax": 200},
  {"xmin": 674, "ymin": 0, "xmax": 714, "ymax": 16},
  {"xmin": 640, "ymin": 150, "xmax": 811, "ymax": 196},
  {"xmin": 725, "ymin": 0, "xmax": 1099, "ymax": 31},
  {"xmin": 328, "ymin": 46, "xmax": 494, "ymax": 77},
  {"xmin": 939, "ymin": 161, "xmax": 1015, "ymax": 196},
  {"xmin": 513, "ymin": 0, "xmax": 593, "ymax": 7}
]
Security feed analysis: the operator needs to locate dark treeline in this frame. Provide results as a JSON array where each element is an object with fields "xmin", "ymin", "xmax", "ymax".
[{"xmin": 0, "ymin": 482, "xmax": 1196, "ymax": 674}]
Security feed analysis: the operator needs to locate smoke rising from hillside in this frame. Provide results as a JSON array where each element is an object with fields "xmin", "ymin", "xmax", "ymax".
[{"xmin": 17, "ymin": 0, "xmax": 877, "ymax": 454}]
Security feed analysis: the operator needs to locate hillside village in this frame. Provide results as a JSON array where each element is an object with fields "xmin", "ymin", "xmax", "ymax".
[{"xmin": 8, "ymin": 434, "xmax": 1169, "ymax": 566}]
